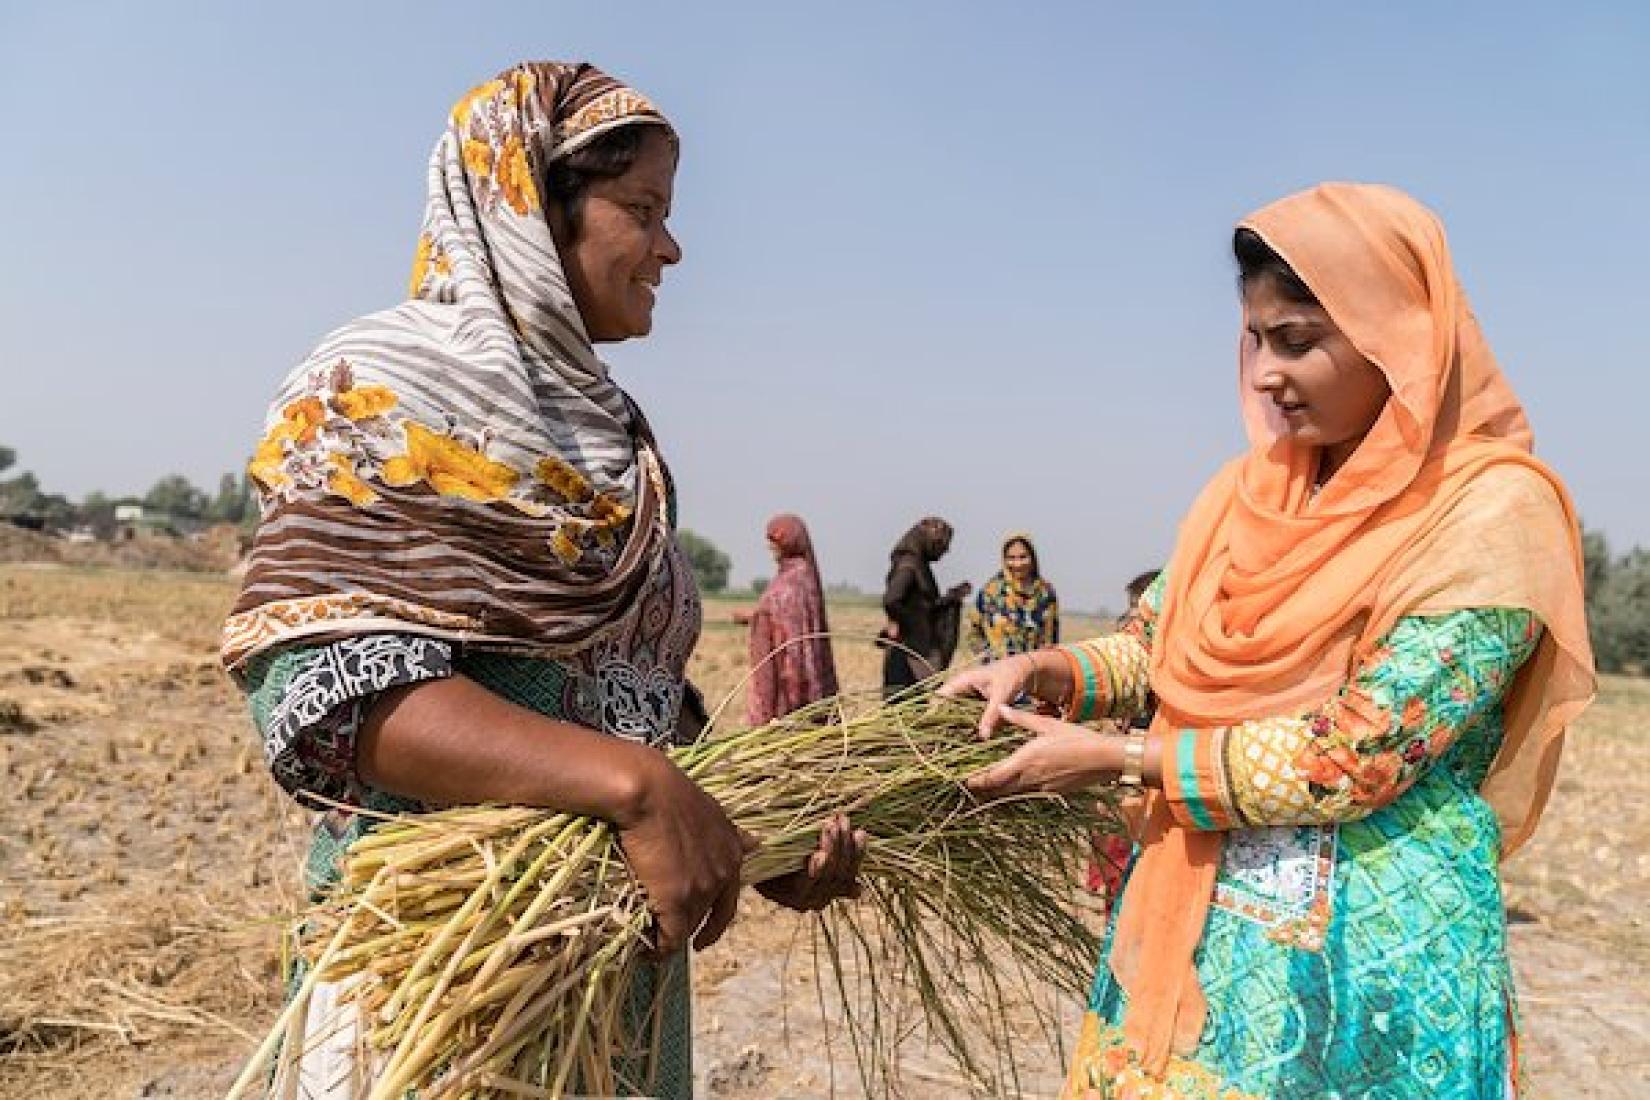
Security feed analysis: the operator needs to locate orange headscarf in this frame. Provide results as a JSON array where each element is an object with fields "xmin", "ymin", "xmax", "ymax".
[{"xmin": 1111, "ymin": 183, "xmax": 1595, "ymax": 1075}]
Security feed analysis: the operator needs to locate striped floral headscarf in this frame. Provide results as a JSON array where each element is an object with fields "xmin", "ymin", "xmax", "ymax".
[{"xmin": 223, "ymin": 62, "xmax": 678, "ymax": 669}]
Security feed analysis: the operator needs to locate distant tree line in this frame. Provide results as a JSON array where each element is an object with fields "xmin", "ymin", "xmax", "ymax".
[
  {"xmin": 5, "ymin": 441, "xmax": 1645, "ymax": 671},
  {"xmin": 677, "ymin": 529, "xmax": 730, "ymax": 593},
  {"xmin": 1585, "ymin": 528, "xmax": 1650, "ymax": 674},
  {"xmin": 0, "ymin": 443, "xmax": 257, "ymax": 535}
]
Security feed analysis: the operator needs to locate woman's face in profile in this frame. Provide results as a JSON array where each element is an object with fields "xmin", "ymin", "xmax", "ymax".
[
  {"xmin": 557, "ymin": 127, "xmax": 683, "ymax": 343},
  {"xmin": 1243, "ymin": 275, "xmax": 1390, "ymax": 462}
]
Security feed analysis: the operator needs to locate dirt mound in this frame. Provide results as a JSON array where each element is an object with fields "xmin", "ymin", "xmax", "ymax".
[
  {"xmin": 0, "ymin": 524, "xmax": 242, "ymax": 574},
  {"xmin": 0, "ymin": 526, "xmax": 62, "ymax": 564}
]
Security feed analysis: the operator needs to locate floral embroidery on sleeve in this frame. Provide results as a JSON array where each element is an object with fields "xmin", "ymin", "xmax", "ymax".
[{"xmin": 1162, "ymin": 607, "xmax": 1540, "ymax": 831}]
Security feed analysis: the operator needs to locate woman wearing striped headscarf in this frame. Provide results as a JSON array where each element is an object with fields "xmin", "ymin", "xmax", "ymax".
[
  {"xmin": 225, "ymin": 62, "xmax": 859, "ymax": 1098},
  {"xmin": 944, "ymin": 184, "xmax": 1593, "ymax": 1098}
]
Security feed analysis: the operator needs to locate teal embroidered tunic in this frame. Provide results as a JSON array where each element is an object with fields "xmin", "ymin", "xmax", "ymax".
[{"xmin": 1060, "ymin": 572, "xmax": 1541, "ymax": 1099}]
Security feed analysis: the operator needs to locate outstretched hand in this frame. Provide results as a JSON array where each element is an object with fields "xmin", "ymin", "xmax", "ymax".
[
  {"xmin": 938, "ymin": 657, "xmax": 1036, "ymax": 738},
  {"xmin": 965, "ymin": 705, "xmax": 1113, "ymax": 799}
]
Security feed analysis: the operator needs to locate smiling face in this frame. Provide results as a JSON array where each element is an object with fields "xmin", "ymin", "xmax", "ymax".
[
  {"xmin": 1242, "ymin": 273, "xmax": 1391, "ymax": 481},
  {"xmin": 549, "ymin": 126, "xmax": 681, "ymax": 343},
  {"xmin": 1003, "ymin": 540, "xmax": 1035, "ymax": 585}
]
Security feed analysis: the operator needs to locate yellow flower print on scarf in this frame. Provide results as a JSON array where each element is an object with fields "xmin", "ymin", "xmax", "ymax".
[
  {"xmin": 280, "ymin": 396, "xmax": 327, "ymax": 445},
  {"xmin": 588, "ymin": 495, "xmax": 634, "ymax": 550},
  {"xmin": 508, "ymin": 68, "xmax": 535, "ymax": 106},
  {"xmin": 451, "ymin": 71, "xmax": 531, "ymax": 126},
  {"xmin": 536, "ymin": 492, "xmax": 632, "ymax": 563},
  {"xmin": 330, "ymin": 384, "xmax": 398, "ymax": 422},
  {"xmin": 462, "ymin": 138, "xmax": 494, "ymax": 180},
  {"xmin": 409, "ymin": 233, "xmax": 433, "ymax": 296},
  {"xmin": 248, "ymin": 395, "xmax": 331, "ymax": 490},
  {"xmin": 408, "ymin": 234, "xmax": 452, "ymax": 297},
  {"xmin": 495, "ymin": 134, "xmax": 539, "ymax": 215},
  {"xmin": 589, "ymin": 493, "xmax": 632, "ymax": 529},
  {"xmin": 549, "ymin": 524, "xmax": 584, "ymax": 566},
  {"xmin": 382, "ymin": 422, "xmax": 520, "ymax": 503},
  {"xmin": 534, "ymin": 455, "xmax": 594, "ymax": 503},
  {"xmin": 327, "ymin": 454, "xmax": 379, "ymax": 507},
  {"xmin": 248, "ymin": 432, "xmax": 292, "ymax": 492},
  {"xmin": 450, "ymin": 70, "xmax": 541, "ymax": 218},
  {"xmin": 450, "ymin": 79, "xmax": 506, "ymax": 125}
]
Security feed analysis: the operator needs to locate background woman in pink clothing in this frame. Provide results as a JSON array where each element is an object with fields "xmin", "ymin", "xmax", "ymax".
[{"xmin": 736, "ymin": 514, "xmax": 840, "ymax": 724}]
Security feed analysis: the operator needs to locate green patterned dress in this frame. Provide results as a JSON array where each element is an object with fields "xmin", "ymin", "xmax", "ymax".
[
  {"xmin": 240, "ymin": 535, "xmax": 702, "ymax": 1099},
  {"xmin": 1058, "ymin": 572, "xmax": 1541, "ymax": 1099}
]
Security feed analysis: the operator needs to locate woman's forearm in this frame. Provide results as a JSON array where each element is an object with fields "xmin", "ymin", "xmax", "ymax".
[
  {"xmin": 1143, "ymin": 731, "xmax": 1165, "ymax": 787},
  {"xmin": 1069, "ymin": 728, "xmax": 1168, "ymax": 789},
  {"xmin": 357, "ymin": 674, "xmax": 662, "ymax": 825}
]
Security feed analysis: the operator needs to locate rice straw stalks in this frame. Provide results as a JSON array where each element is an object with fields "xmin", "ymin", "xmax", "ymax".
[{"xmin": 231, "ymin": 689, "xmax": 1115, "ymax": 1099}]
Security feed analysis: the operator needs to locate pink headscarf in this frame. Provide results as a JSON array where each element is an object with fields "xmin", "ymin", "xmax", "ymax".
[{"xmin": 746, "ymin": 515, "xmax": 839, "ymax": 725}]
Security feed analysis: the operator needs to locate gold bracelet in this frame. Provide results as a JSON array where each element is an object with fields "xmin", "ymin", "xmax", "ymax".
[{"xmin": 1118, "ymin": 731, "xmax": 1147, "ymax": 790}]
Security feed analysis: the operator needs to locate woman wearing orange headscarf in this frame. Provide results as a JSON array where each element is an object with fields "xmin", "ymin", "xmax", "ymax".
[{"xmin": 943, "ymin": 183, "xmax": 1593, "ymax": 1098}]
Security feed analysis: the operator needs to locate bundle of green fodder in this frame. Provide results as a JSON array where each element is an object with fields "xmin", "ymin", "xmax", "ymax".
[{"xmin": 227, "ymin": 691, "xmax": 1110, "ymax": 1099}]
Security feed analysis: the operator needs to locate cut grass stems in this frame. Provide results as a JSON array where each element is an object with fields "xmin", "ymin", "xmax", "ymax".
[{"xmin": 228, "ymin": 687, "xmax": 1118, "ymax": 1099}]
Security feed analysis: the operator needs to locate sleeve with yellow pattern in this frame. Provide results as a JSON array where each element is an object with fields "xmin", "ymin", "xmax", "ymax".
[
  {"xmin": 1159, "ymin": 607, "xmax": 1542, "ymax": 831},
  {"xmin": 1057, "ymin": 632, "xmax": 1153, "ymax": 723},
  {"xmin": 1054, "ymin": 570, "xmax": 1164, "ymax": 723}
]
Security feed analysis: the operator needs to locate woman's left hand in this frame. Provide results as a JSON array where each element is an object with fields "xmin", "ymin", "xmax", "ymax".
[
  {"xmin": 966, "ymin": 706, "xmax": 1114, "ymax": 799},
  {"xmin": 756, "ymin": 813, "xmax": 868, "ymax": 912}
]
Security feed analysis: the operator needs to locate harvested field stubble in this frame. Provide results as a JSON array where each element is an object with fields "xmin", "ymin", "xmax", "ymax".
[{"xmin": 1, "ymin": 566, "xmax": 1647, "ymax": 1097}]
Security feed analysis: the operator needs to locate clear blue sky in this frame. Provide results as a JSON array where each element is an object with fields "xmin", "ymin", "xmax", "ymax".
[{"xmin": 2, "ymin": 2, "xmax": 1645, "ymax": 610}]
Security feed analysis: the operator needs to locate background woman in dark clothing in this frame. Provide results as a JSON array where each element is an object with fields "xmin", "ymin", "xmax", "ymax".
[{"xmin": 879, "ymin": 516, "xmax": 970, "ymax": 697}]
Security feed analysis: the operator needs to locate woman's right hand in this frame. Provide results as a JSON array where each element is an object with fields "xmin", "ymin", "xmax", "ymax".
[
  {"xmin": 939, "ymin": 658, "xmax": 1036, "ymax": 737},
  {"xmin": 616, "ymin": 750, "xmax": 752, "ymax": 954},
  {"xmin": 356, "ymin": 678, "xmax": 749, "ymax": 954}
]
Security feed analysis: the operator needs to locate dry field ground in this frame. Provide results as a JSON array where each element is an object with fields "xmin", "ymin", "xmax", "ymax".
[{"xmin": 1, "ymin": 565, "xmax": 1646, "ymax": 1098}]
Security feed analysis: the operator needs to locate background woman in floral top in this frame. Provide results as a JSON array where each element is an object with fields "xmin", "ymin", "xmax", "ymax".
[
  {"xmin": 944, "ymin": 183, "xmax": 1594, "ymax": 1099},
  {"xmin": 224, "ymin": 61, "xmax": 860, "ymax": 1099},
  {"xmin": 964, "ymin": 532, "xmax": 1061, "ymax": 663}
]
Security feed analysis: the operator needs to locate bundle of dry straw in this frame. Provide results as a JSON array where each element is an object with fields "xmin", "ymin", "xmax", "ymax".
[{"xmin": 228, "ymin": 690, "xmax": 1112, "ymax": 1099}]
